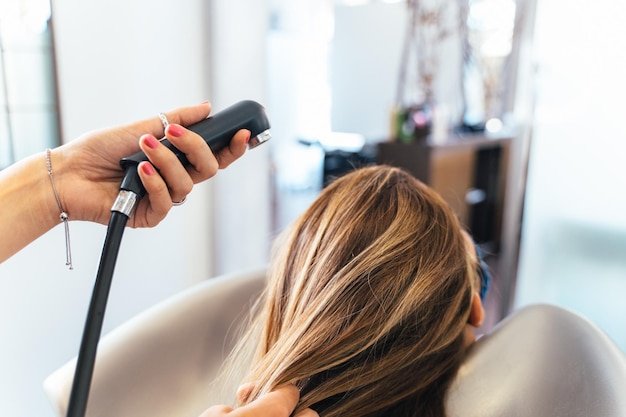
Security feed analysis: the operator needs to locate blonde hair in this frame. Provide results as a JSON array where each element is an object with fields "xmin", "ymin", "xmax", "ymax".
[{"xmin": 230, "ymin": 165, "xmax": 480, "ymax": 417}]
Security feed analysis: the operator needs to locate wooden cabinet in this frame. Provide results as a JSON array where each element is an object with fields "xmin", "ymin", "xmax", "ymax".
[{"xmin": 377, "ymin": 134, "xmax": 512, "ymax": 253}]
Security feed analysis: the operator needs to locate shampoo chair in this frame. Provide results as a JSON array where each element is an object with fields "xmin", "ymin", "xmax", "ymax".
[{"xmin": 44, "ymin": 267, "xmax": 626, "ymax": 417}]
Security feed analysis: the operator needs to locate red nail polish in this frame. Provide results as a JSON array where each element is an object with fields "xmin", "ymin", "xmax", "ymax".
[
  {"xmin": 141, "ymin": 162, "xmax": 156, "ymax": 175},
  {"xmin": 166, "ymin": 124, "xmax": 185, "ymax": 138},
  {"xmin": 143, "ymin": 134, "xmax": 160, "ymax": 149}
]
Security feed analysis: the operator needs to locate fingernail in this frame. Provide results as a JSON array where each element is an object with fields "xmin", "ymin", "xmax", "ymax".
[
  {"xmin": 166, "ymin": 124, "xmax": 185, "ymax": 138},
  {"xmin": 143, "ymin": 134, "xmax": 160, "ymax": 149},
  {"xmin": 245, "ymin": 131, "xmax": 251, "ymax": 144},
  {"xmin": 140, "ymin": 162, "xmax": 156, "ymax": 175},
  {"xmin": 200, "ymin": 100, "xmax": 210, "ymax": 105}
]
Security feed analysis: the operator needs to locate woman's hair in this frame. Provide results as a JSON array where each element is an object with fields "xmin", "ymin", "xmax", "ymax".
[{"xmin": 230, "ymin": 165, "xmax": 481, "ymax": 417}]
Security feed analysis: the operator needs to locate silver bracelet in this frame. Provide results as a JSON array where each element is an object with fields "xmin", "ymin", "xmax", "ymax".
[{"xmin": 46, "ymin": 149, "xmax": 73, "ymax": 270}]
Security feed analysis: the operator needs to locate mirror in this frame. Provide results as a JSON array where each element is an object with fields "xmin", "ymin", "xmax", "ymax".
[
  {"xmin": 0, "ymin": 0, "xmax": 59, "ymax": 169},
  {"xmin": 463, "ymin": 0, "xmax": 518, "ymax": 130}
]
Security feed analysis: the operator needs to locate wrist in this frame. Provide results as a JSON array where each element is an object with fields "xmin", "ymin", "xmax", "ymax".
[
  {"xmin": 0, "ymin": 151, "xmax": 61, "ymax": 261},
  {"xmin": 46, "ymin": 145, "xmax": 82, "ymax": 221},
  {"xmin": 45, "ymin": 148, "xmax": 69, "ymax": 212},
  {"xmin": 45, "ymin": 148, "xmax": 74, "ymax": 268},
  {"xmin": 34, "ymin": 150, "xmax": 63, "ymax": 231}
]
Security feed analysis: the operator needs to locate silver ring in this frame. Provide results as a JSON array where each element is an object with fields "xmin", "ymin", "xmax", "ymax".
[
  {"xmin": 158, "ymin": 112, "xmax": 169, "ymax": 133},
  {"xmin": 172, "ymin": 196, "xmax": 187, "ymax": 206}
]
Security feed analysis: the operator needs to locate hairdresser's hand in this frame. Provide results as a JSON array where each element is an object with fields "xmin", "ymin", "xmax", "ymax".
[
  {"xmin": 53, "ymin": 102, "xmax": 249, "ymax": 228},
  {"xmin": 199, "ymin": 385, "xmax": 318, "ymax": 417}
]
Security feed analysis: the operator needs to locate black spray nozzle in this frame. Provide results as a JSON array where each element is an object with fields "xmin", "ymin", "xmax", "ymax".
[{"xmin": 118, "ymin": 100, "xmax": 271, "ymax": 200}]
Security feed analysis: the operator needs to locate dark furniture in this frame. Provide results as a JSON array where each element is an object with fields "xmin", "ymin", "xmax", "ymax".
[{"xmin": 377, "ymin": 134, "xmax": 512, "ymax": 253}]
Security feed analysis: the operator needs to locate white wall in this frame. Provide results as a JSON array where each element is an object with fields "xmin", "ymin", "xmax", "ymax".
[
  {"xmin": 331, "ymin": 3, "xmax": 464, "ymax": 140},
  {"xmin": 331, "ymin": 3, "xmax": 406, "ymax": 139},
  {"xmin": 208, "ymin": 0, "xmax": 272, "ymax": 274},
  {"xmin": 0, "ymin": 1, "xmax": 270, "ymax": 416}
]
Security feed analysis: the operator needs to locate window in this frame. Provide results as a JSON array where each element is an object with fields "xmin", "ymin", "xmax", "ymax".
[{"xmin": 0, "ymin": 0, "xmax": 59, "ymax": 169}]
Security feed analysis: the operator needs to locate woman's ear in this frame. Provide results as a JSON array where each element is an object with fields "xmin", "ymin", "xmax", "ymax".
[{"xmin": 468, "ymin": 292, "xmax": 485, "ymax": 328}]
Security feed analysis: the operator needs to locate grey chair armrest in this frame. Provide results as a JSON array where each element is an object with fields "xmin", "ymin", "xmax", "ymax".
[
  {"xmin": 43, "ymin": 266, "xmax": 266, "ymax": 417},
  {"xmin": 45, "ymin": 276, "xmax": 626, "ymax": 417},
  {"xmin": 446, "ymin": 304, "xmax": 626, "ymax": 417}
]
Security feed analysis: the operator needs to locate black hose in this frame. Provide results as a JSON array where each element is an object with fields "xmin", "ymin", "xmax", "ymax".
[{"xmin": 65, "ymin": 211, "xmax": 128, "ymax": 417}]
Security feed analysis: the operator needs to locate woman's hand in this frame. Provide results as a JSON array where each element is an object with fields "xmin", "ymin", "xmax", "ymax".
[
  {"xmin": 53, "ymin": 101, "xmax": 249, "ymax": 227},
  {"xmin": 0, "ymin": 101, "xmax": 249, "ymax": 262},
  {"xmin": 199, "ymin": 385, "xmax": 318, "ymax": 417}
]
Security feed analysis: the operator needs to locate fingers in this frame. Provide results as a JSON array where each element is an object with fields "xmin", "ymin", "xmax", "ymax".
[
  {"xmin": 164, "ymin": 123, "xmax": 220, "ymax": 183},
  {"xmin": 130, "ymin": 102, "xmax": 249, "ymax": 228},
  {"xmin": 135, "ymin": 160, "xmax": 171, "ymax": 226},
  {"xmin": 138, "ymin": 133, "xmax": 194, "ymax": 204},
  {"xmin": 198, "ymin": 385, "xmax": 319, "ymax": 417},
  {"xmin": 140, "ymin": 123, "xmax": 249, "ymax": 195},
  {"xmin": 141, "ymin": 102, "xmax": 212, "ymax": 139},
  {"xmin": 236, "ymin": 382, "xmax": 256, "ymax": 403},
  {"xmin": 237, "ymin": 385, "xmax": 301, "ymax": 417},
  {"xmin": 214, "ymin": 129, "xmax": 250, "ymax": 169},
  {"xmin": 239, "ymin": 385, "xmax": 319, "ymax": 417},
  {"xmin": 164, "ymin": 101, "xmax": 212, "ymax": 130}
]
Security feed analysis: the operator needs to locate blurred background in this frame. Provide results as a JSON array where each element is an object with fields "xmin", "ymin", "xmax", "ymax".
[{"xmin": 0, "ymin": 0, "xmax": 625, "ymax": 415}]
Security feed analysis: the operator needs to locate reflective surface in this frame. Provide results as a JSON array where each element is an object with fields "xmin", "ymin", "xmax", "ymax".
[
  {"xmin": 0, "ymin": 0, "xmax": 59, "ymax": 168},
  {"xmin": 515, "ymin": 0, "xmax": 626, "ymax": 351}
]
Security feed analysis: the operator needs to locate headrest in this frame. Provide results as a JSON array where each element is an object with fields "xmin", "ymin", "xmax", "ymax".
[{"xmin": 446, "ymin": 304, "xmax": 626, "ymax": 417}]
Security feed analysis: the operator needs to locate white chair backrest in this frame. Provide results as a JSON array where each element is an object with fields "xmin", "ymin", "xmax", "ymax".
[
  {"xmin": 446, "ymin": 304, "xmax": 626, "ymax": 417},
  {"xmin": 45, "ymin": 269, "xmax": 626, "ymax": 417},
  {"xmin": 44, "ymin": 266, "xmax": 266, "ymax": 417}
]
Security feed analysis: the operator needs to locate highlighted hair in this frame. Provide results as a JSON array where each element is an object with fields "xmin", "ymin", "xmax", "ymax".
[{"xmin": 230, "ymin": 166, "xmax": 479, "ymax": 417}]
